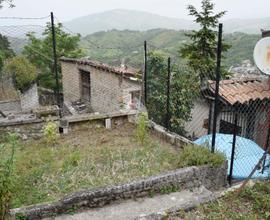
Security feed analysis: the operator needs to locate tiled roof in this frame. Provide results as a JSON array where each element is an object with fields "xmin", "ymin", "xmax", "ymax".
[
  {"xmin": 208, "ymin": 77, "xmax": 270, "ymax": 105},
  {"xmin": 60, "ymin": 57, "xmax": 138, "ymax": 77}
]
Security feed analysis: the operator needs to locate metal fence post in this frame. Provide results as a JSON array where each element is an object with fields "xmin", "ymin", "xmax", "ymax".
[
  {"xmin": 211, "ymin": 23, "xmax": 223, "ymax": 153},
  {"xmin": 144, "ymin": 40, "xmax": 148, "ymax": 106},
  {"xmin": 165, "ymin": 57, "xmax": 171, "ymax": 130},
  {"xmin": 51, "ymin": 12, "xmax": 61, "ymax": 117},
  {"xmin": 208, "ymin": 101, "xmax": 213, "ymax": 134},
  {"xmin": 229, "ymin": 108, "xmax": 238, "ymax": 185},
  {"xmin": 261, "ymin": 117, "xmax": 270, "ymax": 174}
]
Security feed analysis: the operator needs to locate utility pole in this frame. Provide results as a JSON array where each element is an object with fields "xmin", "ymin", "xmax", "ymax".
[{"xmin": 51, "ymin": 12, "xmax": 61, "ymax": 116}]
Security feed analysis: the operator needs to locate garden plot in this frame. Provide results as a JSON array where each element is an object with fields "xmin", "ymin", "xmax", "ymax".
[{"xmin": 1, "ymin": 122, "xmax": 224, "ymax": 209}]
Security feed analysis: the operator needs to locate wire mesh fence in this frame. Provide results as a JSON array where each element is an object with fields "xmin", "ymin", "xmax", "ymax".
[
  {"xmin": 145, "ymin": 25, "xmax": 270, "ymax": 183},
  {"xmin": 0, "ymin": 13, "xmax": 144, "ymax": 121},
  {"xmin": 0, "ymin": 13, "xmax": 269, "ymax": 183}
]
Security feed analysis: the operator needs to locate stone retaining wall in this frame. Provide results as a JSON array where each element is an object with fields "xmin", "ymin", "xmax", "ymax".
[
  {"xmin": 0, "ymin": 119, "xmax": 48, "ymax": 140},
  {"xmin": 0, "ymin": 99, "xmax": 21, "ymax": 113},
  {"xmin": 149, "ymin": 121, "xmax": 193, "ymax": 148},
  {"xmin": 11, "ymin": 162, "xmax": 227, "ymax": 220}
]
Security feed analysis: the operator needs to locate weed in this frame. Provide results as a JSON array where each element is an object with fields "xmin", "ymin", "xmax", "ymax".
[
  {"xmin": 66, "ymin": 207, "xmax": 76, "ymax": 215},
  {"xmin": 160, "ymin": 185, "xmax": 180, "ymax": 194},
  {"xmin": 135, "ymin": 113, "xmax": 149, "ymax": 146},
  {"xmin": 0, "ymin": 133, "xmax": 18, "ymax": 220},
  {"xmin": 148, "ymin": 190, "xmax": 155, "ymax": 198},
  {"xmin": 15, "ymin": 213, "xmax": 27, "ymax": 220},
  {"xmin": 43, "ymin": 121, "xmax": 59, "ymax": 145}
]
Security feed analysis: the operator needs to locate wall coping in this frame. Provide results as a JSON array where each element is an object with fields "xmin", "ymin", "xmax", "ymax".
[
  {"xmin": 63, "ymin": 110, "xmax": 138, "ymax": 124},
  {"xmin": 0, "ymin": 117, "xmax": 59, "ymax": 127},
  {"xmin": 149, "ymin": 121, "xmax": 193, "ymax": 146},
  {"xmin": 0, "ymin": 99, "xmax": 20, "ymax": 104}
]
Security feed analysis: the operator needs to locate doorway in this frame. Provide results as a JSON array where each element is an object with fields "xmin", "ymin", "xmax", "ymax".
[{"xmin": 80, "ymin": 70, "xmax": 91, "ymax": 102}]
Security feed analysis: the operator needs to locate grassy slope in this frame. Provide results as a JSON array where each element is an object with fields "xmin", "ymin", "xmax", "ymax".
[
  {"xmin": 173, "ymin": 181, "xmax": 270, "ymax": 220},
  {"xmin": 81, "ymin": 29, "xmax": 260, "ymax": 68},
  {"xmin": 1, "ymin": 123, "xmax": 224, "ymax": 208}
]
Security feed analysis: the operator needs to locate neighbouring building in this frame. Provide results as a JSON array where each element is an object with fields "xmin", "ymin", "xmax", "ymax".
[
  {"xmin": 60, "ymin": 57, "xmax": 141, "ymax": 115},
  {"xmin": 185, "ymin": 76, "xmax": 270, "ymax": 148}
]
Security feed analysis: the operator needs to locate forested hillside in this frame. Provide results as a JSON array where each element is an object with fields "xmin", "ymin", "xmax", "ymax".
[{"xmin": 80, "ymin": 29, "xmax": 260, "ymax": 68}]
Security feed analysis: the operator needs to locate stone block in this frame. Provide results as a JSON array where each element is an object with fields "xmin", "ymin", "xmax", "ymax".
[{"xmin": 105, "ymin": 118, "xmax": 112, "ymax": 129}]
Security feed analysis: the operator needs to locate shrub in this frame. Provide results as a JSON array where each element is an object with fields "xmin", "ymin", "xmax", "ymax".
[
  {"xmin": 177, "ymin": 144, "xmax": 225, "ymax": 168},
  {"xmin": 3, "ymin": 56, "xmax": 36, "ymax": 92},
  {"xmin": 0, "ymin": 133, "xmax": 18, "ymax": 220},
  {"xmin": 43, "ymin": 121, "xmax": 59, "ymax": 145},
  {"xmin": 135, "ymin": 113, "xmax": 149, "ymax": 145}
]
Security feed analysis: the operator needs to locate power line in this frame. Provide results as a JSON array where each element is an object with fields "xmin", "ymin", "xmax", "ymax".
[
  {"xmin": 0, "ymin": 24, "xmax": 45, "ymax": 28},
  {"xmin": 0, "ymin": 15, "xmax": 50, "ymax": 20}
]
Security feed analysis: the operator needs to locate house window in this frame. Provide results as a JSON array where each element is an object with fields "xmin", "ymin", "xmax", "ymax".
[
  {"xmin": 80, "ymin": 70, "xmax": 91, "ymax": 102},
  {"xmin": 219, "ymin": 120, "xmax": 242, "ymax": 135}
]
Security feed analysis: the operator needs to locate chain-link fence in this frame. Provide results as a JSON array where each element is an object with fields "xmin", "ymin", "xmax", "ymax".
[
  {"xmin": 0, "ymin": 14, "xmax": 144, "ymax": 123},
  {"xmin": 145, "ymin": 24, "xmax": 270, "ymax": 184},
  {"xmin": 0, "ymin": 14, "xmax": 269, "ymax": 183}
]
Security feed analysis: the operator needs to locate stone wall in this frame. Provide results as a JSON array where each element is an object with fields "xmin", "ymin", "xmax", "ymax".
[
  {"xmin": 20, "ymin": 83, "xmax": 39, "ymax": 111},
  {"xmin": 149, "ymin": 121, "xmax": 193, "ymax": 148},
  {"xmin": 0, "ymin": 118, "xmax": 58, "ymax": 140},
  {"xmin": 61, "ymin": 61, "xmax": 140, "ymax": 114},
  {"xmin": 0, "ymin": 99, "xmax": 21, "ymax": 114},
  {"xmin": 38, "ymin": 87, "xmax": 61, "ymax": 106},
  {"xmin": 64, "ymin": 111, "xmax": 137, "ymax": 132},
  {"xmin": 11, "ymin": 162, "xmax": 227, "ymax": 220}
]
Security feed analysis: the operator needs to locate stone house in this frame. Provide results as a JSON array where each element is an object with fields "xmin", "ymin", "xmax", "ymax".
[{"xmin": 60, "ymin": 58, "xmax": 141, "ymax": 115}]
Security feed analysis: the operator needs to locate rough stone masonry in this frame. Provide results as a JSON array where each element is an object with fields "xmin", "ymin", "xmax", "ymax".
[{"xmin": 11, "ymin": 162, "xmax": 227, "ymax": 220}]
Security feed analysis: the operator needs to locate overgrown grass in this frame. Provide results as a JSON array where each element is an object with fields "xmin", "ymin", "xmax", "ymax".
[
  {"xmin": 175, "ymin": 181, "xmax": 270, "ymax": 220},
  {"xmin": 0, "ymin": 123, "xmax": 225, "ymax": 208},
  {"xmin": 178, "ymin": 144, "xmax": 225, "ymax": 168}
]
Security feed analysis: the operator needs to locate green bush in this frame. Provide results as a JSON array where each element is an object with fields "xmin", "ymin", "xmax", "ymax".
[
  {"xmin": 0, "ymin": 133, "xmax": 18, "ymax": 220},
  {"xmin": 43, "ymin": 121, "xmax": 59, "ymax": 145},
  {"xmin": 178, "ymin": 144, "xmax": 225, "ymax": 168},
  {"xmin": 135, "ymin": 113, "xmax": 149, "ymax": 145},
  {"xmin": 3, "ymin": 56, "xmax": 37, "ymax": 92}
]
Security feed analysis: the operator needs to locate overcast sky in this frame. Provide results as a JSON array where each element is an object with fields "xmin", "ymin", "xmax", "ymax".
[{"xmin": 1, "ymin": 0, "xmax": 269, "ymax": 22}]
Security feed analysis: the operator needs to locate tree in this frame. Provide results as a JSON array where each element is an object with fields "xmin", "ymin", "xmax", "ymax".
[
  {"xmin": 23, "ymin": 23, "xmax": 84, "ymax": 89},
  {"xmin": 0, "ymin": 34, "xmax": 15, "ymax": 94},
  {"xmin": 147, "ymin": 51, "xmax": 199, "ymax": 135},
  {"xmin": 180, "ymin": 0, "xmax": 230, "ymax": 82},
  {"xmin": 0, "ymin": 34, "xmax": 15, "ymax": 72},
  {"xmin": 0, "ymin": 34, "xmax": 14, "ymax": 59},
  {"xmin": 4, "ymin": 56, "xmax": 37, "ymax": 92}
]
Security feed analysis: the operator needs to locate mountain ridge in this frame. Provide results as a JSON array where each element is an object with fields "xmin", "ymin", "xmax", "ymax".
[
  {"xmin": 80, "ymin": 29, "xmax": 260, "ymax": 68},
  {"xmin": 64, "ymin": 9, "xmax": 270, "ymax": 35}
]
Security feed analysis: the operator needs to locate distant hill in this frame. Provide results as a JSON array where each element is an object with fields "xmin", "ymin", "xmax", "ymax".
[
  {"xmin": 64, "ymin": 9, "xmax": 270, "ymax": 36},
  {"xmin": 64, "ymin": 9, "xmax": 198, "ymax": 36},
  {"xmin": 80, "ymin": 29, "xmax": 260, "ymax": 68}
]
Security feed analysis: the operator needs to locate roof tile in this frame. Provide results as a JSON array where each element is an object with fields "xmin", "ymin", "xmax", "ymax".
[{"xmin": 208, "ymin": 77, "xmax": 270, "ymax": 105}]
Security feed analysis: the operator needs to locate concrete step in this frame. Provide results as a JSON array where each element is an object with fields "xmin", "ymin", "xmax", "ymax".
[{"xmin": 44, "ymin": 186, "xmax": 218, "ymax": 220}]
